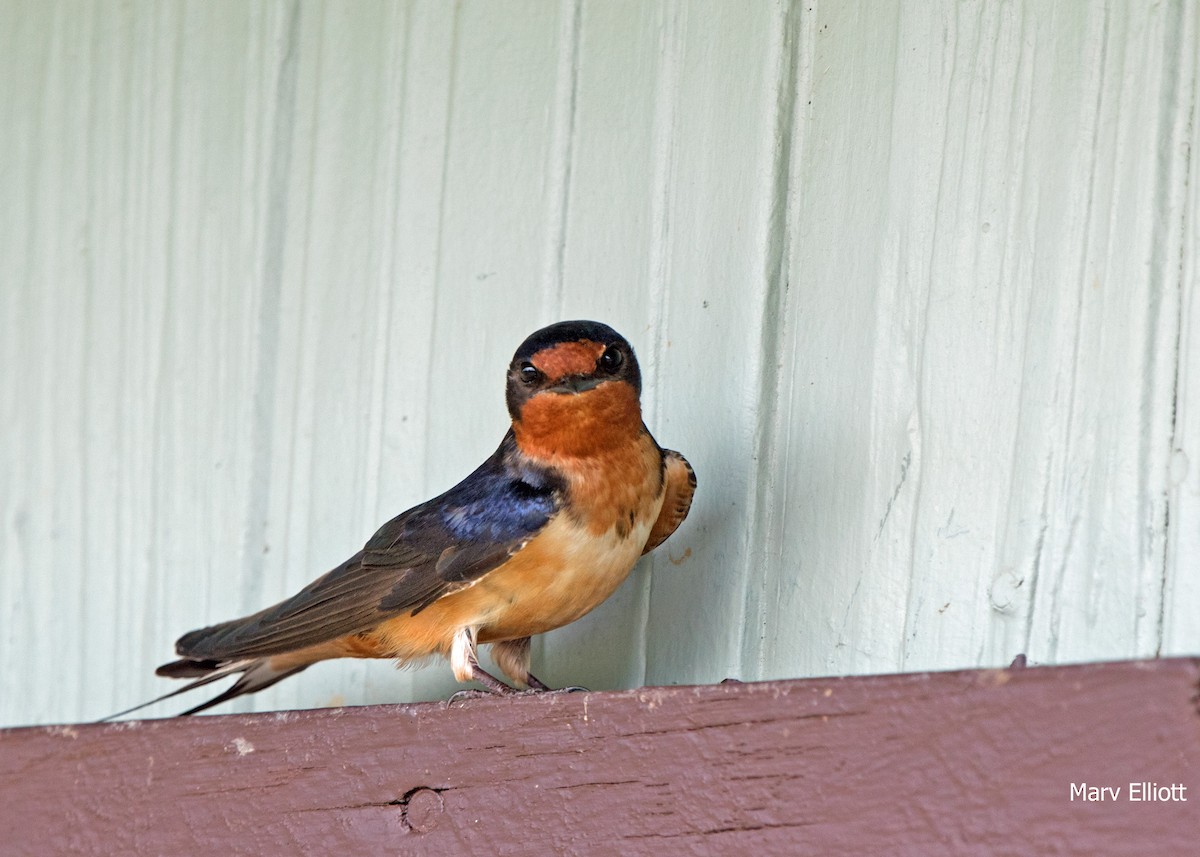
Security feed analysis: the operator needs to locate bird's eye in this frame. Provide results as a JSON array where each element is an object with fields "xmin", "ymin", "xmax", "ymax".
[
  {"xmin": 599, "ymin": 346, "xmax": 623, "ymax": 373},
  {"xmin": 519, "ymin": 362, "xmax": 541, "ymax": 384}
]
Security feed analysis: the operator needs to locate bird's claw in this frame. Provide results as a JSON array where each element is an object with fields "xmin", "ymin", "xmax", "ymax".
[{"xmin": 447, "ymin": 689, "xmax": 493, "ymax": 704}]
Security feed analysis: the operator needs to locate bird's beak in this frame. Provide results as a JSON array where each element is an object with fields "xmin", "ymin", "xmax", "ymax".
[{"xmin": 547, "ymin": 375, "xmax": 604, "ymax": 395}]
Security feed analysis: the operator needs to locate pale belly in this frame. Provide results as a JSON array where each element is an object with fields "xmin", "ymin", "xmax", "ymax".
[
  {"xmin": 474, "ymin": 510, "xmax": 658, "ymax": 641},
  {"xmin": 369, "ymin": 501, "xmax": 661, "ymax": 661}
]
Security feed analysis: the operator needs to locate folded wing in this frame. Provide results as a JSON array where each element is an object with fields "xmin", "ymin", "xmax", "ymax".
[
  {"xmin": 642, "ymin": 449, "xmax": 696, "ymax": 554},
  {"xmin": 173, "ymin": 432, "xmax": 561, "ymax": 663}
]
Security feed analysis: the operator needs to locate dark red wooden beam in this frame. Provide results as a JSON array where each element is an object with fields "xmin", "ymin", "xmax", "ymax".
[{"xmin": 2, "ymin": 658, "xmax": 1197, "ymax": 855}]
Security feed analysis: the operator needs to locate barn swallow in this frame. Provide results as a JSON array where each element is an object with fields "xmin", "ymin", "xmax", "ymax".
[{"xmin": 108, "ymin": 320, "xmax": 695, "ymax": 718}]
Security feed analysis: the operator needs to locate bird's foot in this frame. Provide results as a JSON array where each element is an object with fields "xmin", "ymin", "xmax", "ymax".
[
  {"xmin": 447, "ymin": 688, "xmax": 493, "ymax": 704},
  {"xmin": 524, "ymin": 673, "xmax": 551, "ymax": 692},
  {"xmin": 523, "ymin": 673, "xmax": 588, "ymax": 694},
  {"xmin": 447, "ymin": 679, "xmax": 520, "ymax": 704},
  {"xmin": 448, "ymin": 684, "xmax": 589, "ymax": 703}
]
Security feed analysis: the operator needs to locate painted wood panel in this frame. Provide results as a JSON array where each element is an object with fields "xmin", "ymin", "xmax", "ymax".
[
  {"xmin": 0, "ymin": 0, "xmax": 1195, "ymax": 727},
  {"xmin": 749, "ymin": 0, "xmax": 1198, "ymax": 681},
  {"xmin": 1165, "ymin": 0, "xmax": 1200, "ymax": 657},
  {"xmin": 5, "ymin": 660, "xmax": 1197, "ymax": 854}
]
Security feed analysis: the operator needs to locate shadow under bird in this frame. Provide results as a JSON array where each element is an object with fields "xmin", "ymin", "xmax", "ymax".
[{"xmin": 108, "ymin": 320, "xmax": 695, "ymax": 718}]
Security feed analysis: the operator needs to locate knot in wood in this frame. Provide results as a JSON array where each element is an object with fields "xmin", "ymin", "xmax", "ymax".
[{"xmin": 400, "ymin": 787, "xmax": 445, "ymax": 833}]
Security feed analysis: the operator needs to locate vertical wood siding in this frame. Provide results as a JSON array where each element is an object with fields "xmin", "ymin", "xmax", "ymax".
[{"xmin": 1, "ymin": 0, "xmax": 1196, "ymax": 725}]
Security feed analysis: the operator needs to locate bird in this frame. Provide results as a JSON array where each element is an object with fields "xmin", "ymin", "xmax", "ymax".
[{"xmin": 107, "ymin": 320, "xmax": 695, "ymax": 718}]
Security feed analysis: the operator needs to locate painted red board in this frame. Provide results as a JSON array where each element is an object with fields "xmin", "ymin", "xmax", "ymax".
[{"xmin": 1, "ymin": 659, "xmax": 1197, "ymax": 855}]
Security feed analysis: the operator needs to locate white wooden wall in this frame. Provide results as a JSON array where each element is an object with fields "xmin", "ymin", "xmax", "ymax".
[{"xmin": 1, "ymin": 0, "xmax": 1196, "ymax": 726}]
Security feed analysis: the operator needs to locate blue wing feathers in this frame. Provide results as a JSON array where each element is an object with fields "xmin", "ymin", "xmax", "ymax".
[
  {"xmin": 368, "ymin": 429, "xmax": 560, "ymax": 550},
  {"xmin": 176, "ymin": 431, "xmax": 562, "ymax": 659}
]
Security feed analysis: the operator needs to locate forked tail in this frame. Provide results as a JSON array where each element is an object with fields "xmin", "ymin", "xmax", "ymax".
[{"xmin": 98, "ymin": 658, "xmax": 308, "ymax": 721}]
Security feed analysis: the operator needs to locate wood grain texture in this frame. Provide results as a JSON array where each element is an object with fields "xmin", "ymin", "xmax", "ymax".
[
  {"xmin": 0, "ymin": 0, "xmax": 1197, "ymax": 727},
  {"xmin": 1164, "ymin": 0, "xmax": 1200, "ymax": 657},
  {"xmin": 1, "ymin": 659, "xmax": 1197, "ymax": 856},
  {"xmin": 744, "ymin": 0, "xmax": 1199, "ymax": 679}
]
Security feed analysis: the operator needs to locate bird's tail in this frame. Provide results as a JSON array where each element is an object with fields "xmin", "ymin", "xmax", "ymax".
[{"xmin": 98, "ymin": 657, "xmax": 308, "ymax": 722}]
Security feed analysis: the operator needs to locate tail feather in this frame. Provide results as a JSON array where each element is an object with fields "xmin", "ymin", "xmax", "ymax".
[
  {"xmin": 155, "ymin": 657, "xmax": 226, "ymax": 679},
  {"xmin": 174, "ymin": 660, "xmax": 309, "ymax": 716},
  {"xmin": 99, "ymin": 657, "xmax": 308, "ymax": 722}
]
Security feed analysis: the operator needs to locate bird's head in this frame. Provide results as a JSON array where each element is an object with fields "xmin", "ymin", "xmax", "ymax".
[{"xmin": 507, "ymin": 320, "xmax": 643, "ymax": 460}]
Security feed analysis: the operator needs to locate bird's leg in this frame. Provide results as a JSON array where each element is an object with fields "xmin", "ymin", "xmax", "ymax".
[
  {"xmin": 491, "ymin": 637, "xmax": 537, "ymax": 688},
  {"xmin": 490, "ymin": 637, "xmax": 588, "ymax": 693},
  {"xmin": 450, "ymin": 627, "xmax": 516, "ymax": 695},
  {"xmin": 490, "ymin": 637, "xmax": 549, "ymax": 690},
  {"xmin": 465, "ymin": 651, "xmax": 517, "ymax": 695}
]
